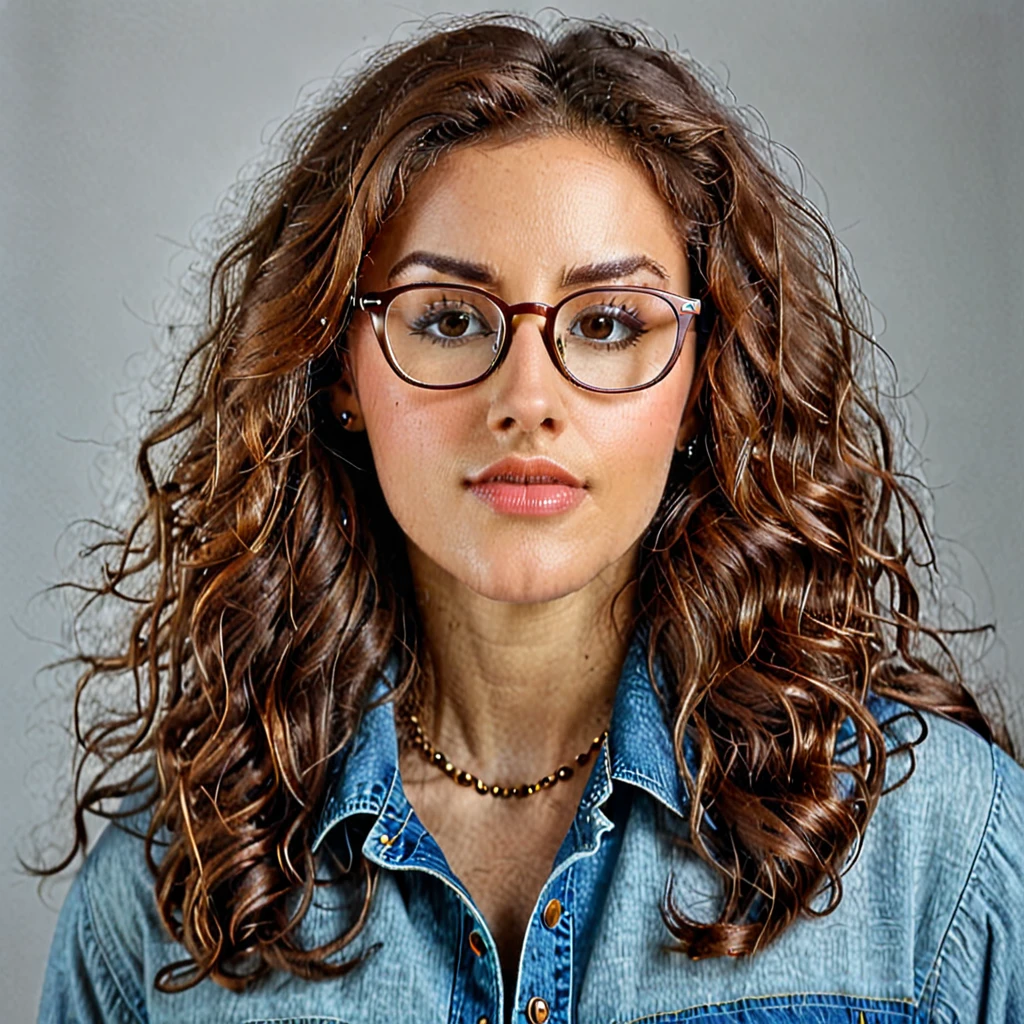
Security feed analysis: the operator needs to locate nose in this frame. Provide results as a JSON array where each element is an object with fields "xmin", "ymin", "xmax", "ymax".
[{"xmin": 484, "ymin": 307, "xmax": 567, "ymax": 436}]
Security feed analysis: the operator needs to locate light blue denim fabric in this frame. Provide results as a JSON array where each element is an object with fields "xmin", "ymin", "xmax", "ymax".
[{"xmin": 39, "ymin": 623, "xmax": 1024, "ymax": 1023}]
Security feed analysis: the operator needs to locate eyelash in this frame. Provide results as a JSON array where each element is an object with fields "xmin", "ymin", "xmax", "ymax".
[
  {"xmin": 408, "ymin": 297, "xmax": 496, "ymax": 346},
  {"xmin": 407, "ymin": 295, "xmax": 650, "ymax": 350},
  {"xmin": 569, "ymin": 301, "xmax": 648, "ymax": 350}
]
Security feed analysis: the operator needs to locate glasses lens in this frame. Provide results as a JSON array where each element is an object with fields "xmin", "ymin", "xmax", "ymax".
[
  {"xmin": 384, "ymin": 285, "xmax": 503, "ymax": 386},
  {"xmin": 554, "ymin": 289, "xmax": 684, "ymax": 390}
]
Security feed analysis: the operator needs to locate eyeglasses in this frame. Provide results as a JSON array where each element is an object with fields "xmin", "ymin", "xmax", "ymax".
[{"xmin": 355, "ymin": 282, "xmax": 701, "ymax": 394}]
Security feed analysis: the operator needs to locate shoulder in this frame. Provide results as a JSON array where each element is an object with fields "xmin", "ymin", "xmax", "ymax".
[
  {"xmin": 864, "ymin": 694, "xmax": 1024, "ymax": 1017},
  {"xmin": 865, "ymin": 692, "xmax": 1023, "ymax": 869},
  {"xmin": 39, "ymin": 783, "xmax": 165, "ymax": 1023}
]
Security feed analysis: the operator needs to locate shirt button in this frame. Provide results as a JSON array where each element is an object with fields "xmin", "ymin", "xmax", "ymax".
[
  {"xmin": 477, "ymin": 1018, "xmax": 490, "ymax": 1024},
  {"xmin": 542, "ymin": 897, "xmax": 562, "ymax": 929},
  {"xmin": 526, "ymin": 996, "xmax": 550, "ymax": 1023},
  {"xmin": 468, "ymin": 929, "xmax": 486, "ymax": 957}
]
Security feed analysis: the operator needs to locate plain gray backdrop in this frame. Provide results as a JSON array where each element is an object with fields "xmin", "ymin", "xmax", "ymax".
[{"xmin": 2, "ymin": 0, "xmax": 1022, "ymax": 1017}]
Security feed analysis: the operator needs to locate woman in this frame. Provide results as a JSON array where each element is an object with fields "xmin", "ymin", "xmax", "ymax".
[{"xmin": 36, "ymin": 12, "xmax": 1024, "ymax": 1024}]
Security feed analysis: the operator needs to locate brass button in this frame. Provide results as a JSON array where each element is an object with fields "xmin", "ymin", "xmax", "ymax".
[
  {"xmin": 467, "ymin": 929, "xmax": 486, "ymax": 956},
  {"xmin": 542, "ymin": 897, "xmax": 562, "ymax": 929},
  {"xmin": 477, "ymin": 1018, "xmax": 490, "ymax": 1024},
  {"xmin": 526, "ymin": 996, "xmax": 550, "ymax": 1023}
]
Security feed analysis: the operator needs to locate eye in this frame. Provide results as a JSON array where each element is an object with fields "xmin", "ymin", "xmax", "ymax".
[
  {"xmin": 407, "ymin": 298, "xmax": 497, "ymax": 347},
  {"xmin": 564, "ymin": 302, "xmax": 648, "ymax": 350}
]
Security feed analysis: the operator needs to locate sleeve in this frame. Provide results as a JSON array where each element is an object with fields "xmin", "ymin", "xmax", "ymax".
[
  {"xmin": 37, "ymin": 839, "xmax": 149, "ymax": 1024},
  {"xmin": 926, "ymin": 743, "xmax": 1024, "ymax": 1023}
]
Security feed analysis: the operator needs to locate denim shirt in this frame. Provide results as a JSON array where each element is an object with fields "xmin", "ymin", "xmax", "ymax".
[{"xmin": 39, "ymin": 625, "xmax": 1024, "ymax": 1023}]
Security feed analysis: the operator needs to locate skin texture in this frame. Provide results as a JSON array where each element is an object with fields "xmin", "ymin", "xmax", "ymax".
[{"xmin": 329, "ymin": 133, "xmax": 700, "ymax": 977}]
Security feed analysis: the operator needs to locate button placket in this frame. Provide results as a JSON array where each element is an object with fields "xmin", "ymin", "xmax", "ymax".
[
  {"xmin": 516, "ymin": 872, "xmax": 572, "ymax": 1024},
  {"xmin": 457, "ymin": 911, "xmax": 501, "ymax": 1024}
]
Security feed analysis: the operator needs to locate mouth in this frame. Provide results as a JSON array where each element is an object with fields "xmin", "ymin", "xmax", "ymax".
[
  {"xmin": 465, "ymin": 458, "xmax": 587, "ymax": 517},
  {"xmin": 466, "ymin": 456, "xmax": 585, "ymax": 490},
  {"xmin": 479, "ymin": 473, "xmax": 577, "ymax": 485}
]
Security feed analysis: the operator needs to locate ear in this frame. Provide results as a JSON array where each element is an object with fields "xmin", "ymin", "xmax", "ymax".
[
  {"xmin": 326, "ymin": 355, "xmax": 364, "ymax": 430},
  {"xmin": 675, "ymin": 376, "xmax": 704, "ymax": 450}
]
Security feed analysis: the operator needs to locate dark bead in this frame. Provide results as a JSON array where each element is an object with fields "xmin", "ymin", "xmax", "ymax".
[
  {"xmin": 575, "ymin": 751, "xmax": 591, "ymax": 766},
  {"xmin": 443, "ymin": 761, "xmax": 457, "ymax": 777},
  {"xmin": 556, "ymin": 765, "xmax": 574, "ymax": 781},
  {"xmin": 475, "ymin": 779, "xmax": 490, "ymax": 794},
  {"xmin": 539, "ymin": 775, "xmax": 556, "ymax": 788},
  {"xmin": 456, "ymin": 770, "xmax": 474, "ymax": 786},
  {"xmin": 509, "ymin": 787, "xmax": 521, "ymax": 797},
  {"xmin": 431, "ymin": 751, "xmax": 445, "ymax": 765}
]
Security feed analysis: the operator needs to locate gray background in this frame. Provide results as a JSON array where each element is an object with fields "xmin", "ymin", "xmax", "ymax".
[{"xmin": 2, "ymin": 0, "xmax": 1021, "ymax": 1017}]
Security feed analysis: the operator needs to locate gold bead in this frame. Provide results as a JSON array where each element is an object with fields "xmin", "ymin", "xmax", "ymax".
[{"xmin": 475, "ymin": 778, "xmax": 490, "ymax": 794}]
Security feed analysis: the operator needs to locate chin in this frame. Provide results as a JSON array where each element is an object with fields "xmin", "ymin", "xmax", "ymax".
[{"xmin": 454, "ymin": 551, "xmax": 599, "ymax": 605}]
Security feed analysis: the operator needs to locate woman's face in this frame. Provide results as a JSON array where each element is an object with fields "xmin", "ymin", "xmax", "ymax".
[{"xmin": 333, "ymin": 132, "xmax": 700, "ymax": 604}]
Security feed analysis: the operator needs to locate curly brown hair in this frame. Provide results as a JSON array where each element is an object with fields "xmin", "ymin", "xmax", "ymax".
[{"xmin": 31, "ymin": 10, "xmax": 1014, "ymax": 993}]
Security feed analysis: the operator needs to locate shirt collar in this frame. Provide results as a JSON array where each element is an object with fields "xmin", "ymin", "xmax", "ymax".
[{"xmin": 311, "ymin": 622, "xmax": 691, "ymax": 852}]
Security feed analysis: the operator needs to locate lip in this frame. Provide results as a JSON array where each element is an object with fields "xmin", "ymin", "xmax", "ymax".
[
  {"xmin": 465, "ymin": 455, "xmax": 586, "ymax": 517},
  {"xmin": 466, "ymin": 455, "xmax": 585, "ymax": 489}
]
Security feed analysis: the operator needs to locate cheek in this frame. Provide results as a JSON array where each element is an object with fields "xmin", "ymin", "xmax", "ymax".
[
  {"xmin": 350, "ymin": 332, "xmax": 467, "ymax": 518},
  {"xmin": 588, "ymin": 401, "xmax": 679, "ymax": 513}
]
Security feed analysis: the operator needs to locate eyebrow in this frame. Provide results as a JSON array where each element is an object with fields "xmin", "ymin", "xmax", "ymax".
[{"xmin": 386, "ymin": 250, "xmax": 670, "ymax": 287}]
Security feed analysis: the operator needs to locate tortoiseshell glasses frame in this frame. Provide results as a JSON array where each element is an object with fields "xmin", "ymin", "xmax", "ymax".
[{"xmin": 354, "ymin": 282, "xmax": 702, "ymax": 395}]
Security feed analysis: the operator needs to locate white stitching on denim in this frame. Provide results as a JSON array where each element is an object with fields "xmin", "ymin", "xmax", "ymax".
[
  {"xmin": 918, "ymin": 738, "xmax": 1001, "ymax": 1017},
  {"xmin": 617, "ymin": 991, "xmax": 915, "ymax": 1024}
]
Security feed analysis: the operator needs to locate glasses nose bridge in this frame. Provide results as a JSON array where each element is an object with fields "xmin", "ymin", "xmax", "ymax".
[{"xmin": 504, "ymin": 299, "xmax": 555, "ymax": 341}]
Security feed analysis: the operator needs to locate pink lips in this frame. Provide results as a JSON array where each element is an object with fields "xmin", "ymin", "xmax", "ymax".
[{"xmin": 466, "ymin": 455, "xmax": 587, "ymax": 516}]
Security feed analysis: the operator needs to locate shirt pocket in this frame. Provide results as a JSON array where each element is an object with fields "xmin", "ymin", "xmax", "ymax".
[
  {"xmin": 615, "ymin": 992, "xmax": 915, "ymax": 1023},
  {"xmin": 241, "ymin": 1018, "xmax": 353, "ymax": 1024}
]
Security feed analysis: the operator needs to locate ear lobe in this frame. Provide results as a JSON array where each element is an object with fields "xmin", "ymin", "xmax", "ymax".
[
  {"xmin": 327, "ymin": 366, "xmax": 362, "ymax": 425},
  {"xmin": 677, "ymin": 384, "xmax": 703, "ymax": 446}
]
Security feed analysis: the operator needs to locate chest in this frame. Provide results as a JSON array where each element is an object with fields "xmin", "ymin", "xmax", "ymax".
[{"xmin": 398, "ymin": 764, "xmax": 588, "ymax": 977}]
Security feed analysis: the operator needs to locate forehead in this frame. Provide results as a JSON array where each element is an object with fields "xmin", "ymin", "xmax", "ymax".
[{"xmin": 364, "ymin": 133, "xmax": 689, "ymax": 286}]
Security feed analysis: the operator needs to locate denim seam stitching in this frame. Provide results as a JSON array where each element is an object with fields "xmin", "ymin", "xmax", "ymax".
[
  {"xmin": 618, "ymin": 991, "xmax": 915, "ymax": 1024},
  {"xmin": 81, "ymin": 866, "xmax": 148, "ymax": 1024},
  {"xmin": 449, "ymin": 907, "xmax": 468, "ymax": 1024},
  {"xmin": 917, "ymin": 739, "xmax": 1001, "ymax": 1016}
]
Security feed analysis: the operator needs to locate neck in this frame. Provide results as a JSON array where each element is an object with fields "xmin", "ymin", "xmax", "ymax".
[{"xmin": 402, "ymin": 543, "xmax": 639, "ymax": 785}]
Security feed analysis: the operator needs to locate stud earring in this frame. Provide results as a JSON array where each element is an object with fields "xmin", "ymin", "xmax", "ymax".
[
  {"xmin": 339, "ymin": 410, "xmax": 354, "ymax": 428},
  {"xmin": 675, "ymin": 433, "xmax": 698, "ymax": 460}
]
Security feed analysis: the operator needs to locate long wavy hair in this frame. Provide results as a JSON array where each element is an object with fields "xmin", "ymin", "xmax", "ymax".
[{"xmin": 32, "ymin": 10, "xmax": 1013, "ymax": 992}]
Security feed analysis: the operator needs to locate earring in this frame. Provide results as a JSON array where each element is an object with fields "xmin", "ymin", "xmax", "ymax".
[
  {"xmin": 339, "ymin": 410, "xmax": 354, "ymax": 428},
  {"xmin": 675, "ymin": 433, "xmax": 698, "ymax": 461}
]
